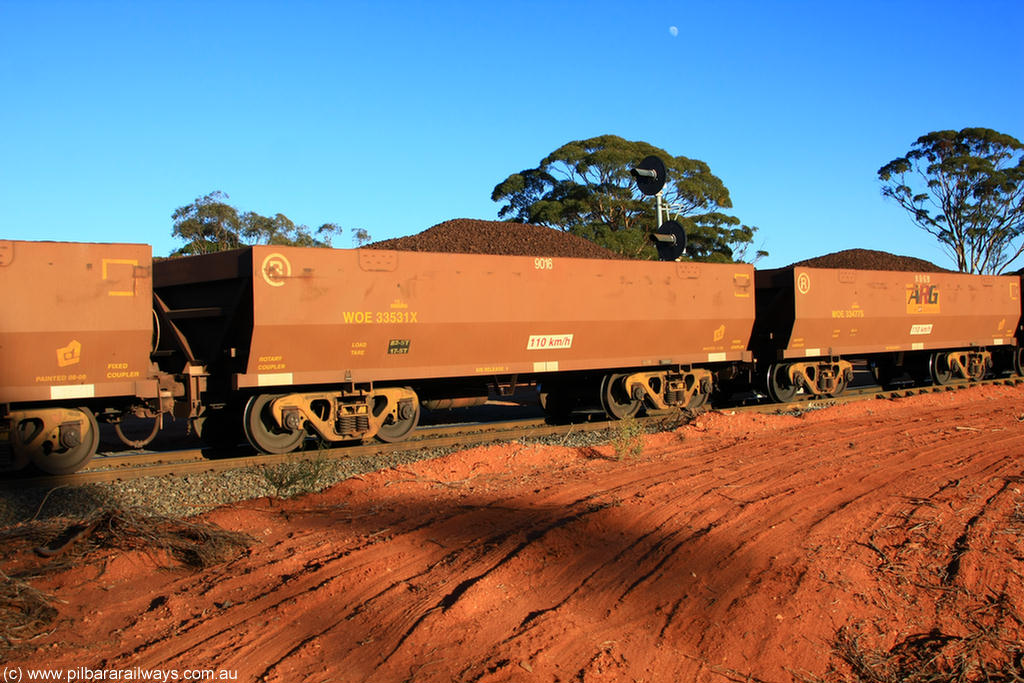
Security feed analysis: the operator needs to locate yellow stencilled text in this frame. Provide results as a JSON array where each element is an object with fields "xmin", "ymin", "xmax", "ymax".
[
  {"xmin": 476, "ymin": 365, "xmax": 510, "ymax": 373},
  {"xmin": 35, "ymin": 374, "xmax": 87, "ymax": 383},
  {"xmin": 106, "ymin": 362, "xmax": 140, "ymax": 379},
  {"xmin": 831, "ymin": 309, "xmax": 865, "ymax": 319},
  {"xmin": 343, "ymin": 311, "xmax": 419, "ymax": 324},
  {"xmin": 257, "ymin": 354, "xmax": 286, "ymax": 371}
]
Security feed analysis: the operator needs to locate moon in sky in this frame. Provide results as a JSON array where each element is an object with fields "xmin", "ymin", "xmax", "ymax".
[{"xmin": 669, "ymin": 26, "xmax": 679, "ymax": 37}]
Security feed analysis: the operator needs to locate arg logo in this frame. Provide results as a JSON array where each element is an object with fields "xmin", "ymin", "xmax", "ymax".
[{"xmin": 906, "ymin": 283, "xmax": 939, "ymax": 314}]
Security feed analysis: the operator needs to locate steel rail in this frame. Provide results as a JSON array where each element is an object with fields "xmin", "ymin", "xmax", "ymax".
[
  {"xmin": 3, "ymin": 377, "xmax": 1021, "ymax": 490},
  {"xmin": 79, "ymin": 417, "xmax": 554, "ymax": 473},
  {"xmin": 0, "ymin": 417, "xmax": 606, "ymax": 489}
]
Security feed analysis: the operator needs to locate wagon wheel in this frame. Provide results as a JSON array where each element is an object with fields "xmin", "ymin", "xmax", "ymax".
[
  {"xmin": 929, "ymin": 353, "xmax": 953, "ymax": 386},
  {"xmin": 540, "ymin": 386, "xmax": 576, "ymax": 422},
  {"xmin": 243, "ymin": 394, "xmax": 305, "ymax": 454},
  {"xmin": 829, "ymin": 373, "xmax": 848, "ymax": 398},
  {"xmin": 376, "ymin": 391, "xmax": 420, "ymax": 443},
  {"xmin": 114, "ymin": 414, "xmax": 162, "ymax": 449},
  {"xmin": 17, "ymin": 407, "xmax": 100, "ymax": 475},
  {"xmin": 766, "ymin": 364, "xmax": 799, "ymax": 403},
  {"xmin": 870, "ymin": 362, "xmax": 891, "ymax": 388},
  {"xmin": 687, "ymin": 390, "xmax": 709, "ymax": 410},
  {"xmin": 196, "ymin": 407, "xmax": 244, "ymax": 451},
  {"xmin": 600, "ymin": 373, "xmax": 641, "ymax": 419}
]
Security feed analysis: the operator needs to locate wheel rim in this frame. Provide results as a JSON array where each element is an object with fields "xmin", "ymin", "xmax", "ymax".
[
  {"xmin": 244, "ymin": 394, "xmax": 305, "ymax": 454},
  {"xmin": 541, "ymin": 387, "xmax": 574, "ymax": 421},
  {"xmin": 930, "ymin": 354, "xmax": 953, "ymax": 385},
  {"xmin": 1014, "ymin": 348, "xmax": 1024, "ymax": 377},
  {"xmin": 766, "ymin": 364, "xmax": 798, "ymax": 402},
  {"xmin": 377, "ymin": 391, "xmax": 420, "ymax": 442},
  {"xmin": 870, "ymin": 362, "xmax": 890, "ymax": 388},
  {"xmin": 20, "ymin": 407, "xmax": 100, "ymax": 475},
  {"xmin": 601, "ymin": 374, "xmax": 641, "ymax": 419},
  {"xmin": 197, "ymin": 407, "xmax": 244, "ymax": 450},
  {"xmin": 829, "ymin": 374, "xmax": 848, "ymax": 398},
  {"xmin": 687, "ymin": 391, "xmax": 709, "ymax": 410}
]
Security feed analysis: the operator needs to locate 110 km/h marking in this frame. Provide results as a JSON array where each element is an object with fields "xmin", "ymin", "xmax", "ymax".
[{"xmin": 527, "ymin": 334, "xmax": 574, "ymax": 350}]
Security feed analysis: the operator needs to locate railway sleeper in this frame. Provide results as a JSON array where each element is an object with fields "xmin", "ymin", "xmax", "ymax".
[{"xmin": 247, "ymin": 387, "xmax": 420, "ymax": 453}]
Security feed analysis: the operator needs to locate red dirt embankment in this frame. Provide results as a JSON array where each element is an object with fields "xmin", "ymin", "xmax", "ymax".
[{"xmin": 7, "ymin": 385, "xmax": 1024, "ymax": 682}]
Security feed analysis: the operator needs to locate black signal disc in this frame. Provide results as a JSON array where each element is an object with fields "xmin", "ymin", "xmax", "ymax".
[
  {"xmin": 631, "ymin": 155, "xmax": 667, "ymax": 196},
  {"xmin": 650, "ymin": 220, "xmax": 687, "ymax": 261}
]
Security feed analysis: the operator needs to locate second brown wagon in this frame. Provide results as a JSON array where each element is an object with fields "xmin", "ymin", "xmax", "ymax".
[
  {"xmin": 751, "ymin": 266, "xmax": 1022, "ymax": 400},
  {"xmin": 153, "ymin": 246, "xmax": 756, "ymax": 452}
]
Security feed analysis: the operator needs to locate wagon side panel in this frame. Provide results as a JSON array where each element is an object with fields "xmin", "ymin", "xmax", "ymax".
[
  {"xmin": 782, "ymin": 267, "xmax": 1019, "ymax": 358},
  {"xmin": 0, "ymin": 240, "xmax": 155, "ymax": 404},
  {"xmin": 239, "ymin": 247, "xmax": 757, "ymax": 388}
]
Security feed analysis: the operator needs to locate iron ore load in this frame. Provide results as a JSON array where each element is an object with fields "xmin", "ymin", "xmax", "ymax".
[{"xmin": 2, "ymin": 210, "xmax": 1022, "ymax": 476}]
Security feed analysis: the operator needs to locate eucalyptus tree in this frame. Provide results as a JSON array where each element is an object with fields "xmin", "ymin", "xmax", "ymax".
[
  {"xmin": 492, "ymin": 135, "xmax": 764, "ymax": 262},
  {"xmin": 878, "ymin": 128, "xmax": 1024, "ymax": 274},
  {"xmin": 171, "ymin": 191, "xmax": 343, "ymax": 256}
]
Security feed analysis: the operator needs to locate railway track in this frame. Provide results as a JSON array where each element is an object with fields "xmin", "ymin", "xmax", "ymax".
[
  {"xmin": 3, "ymin": 376, "xmax": 1021, "ymax": 490},
  {"xmin": 0, "ymin": 415, "xmax": 608, "ymax": 489}
]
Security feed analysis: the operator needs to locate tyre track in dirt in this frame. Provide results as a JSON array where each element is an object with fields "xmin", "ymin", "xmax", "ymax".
[{"xmin": 8, "ymin": 385, "xmax": 1024, "ymax": 682}]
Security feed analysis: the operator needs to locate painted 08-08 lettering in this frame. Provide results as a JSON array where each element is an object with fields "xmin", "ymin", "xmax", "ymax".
[{"xmin": 342, "ymin": 310, "xmax": 419, "ymax": 324}]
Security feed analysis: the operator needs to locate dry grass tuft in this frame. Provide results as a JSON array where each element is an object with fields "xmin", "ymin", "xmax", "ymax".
[
  {"xmin": 0, "ymin": 507, "xmax": 254, "ymax": 657},
  {"xmin": 1, "ymin": 508, "xmax": 254, "ymax": 571},
  {"xmin": 825, "ymin": 621, "xmax": 1024, "ymax": 683},
  {"xmin": 0, "ymin": 571, "xmax": 58, "ymax": 657}
]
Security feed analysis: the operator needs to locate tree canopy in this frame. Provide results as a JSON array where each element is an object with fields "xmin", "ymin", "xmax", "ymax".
[
  {"xmin": 491, "ymin": 135, "xmax": 764, "ymax": 262},
  {"xmin": 878, "ymin": 128, "xmax": 1024, "ymax": 274},
  {"xmin": 170, "ymin": 191, "xmax": 345, "ymax": 256}
]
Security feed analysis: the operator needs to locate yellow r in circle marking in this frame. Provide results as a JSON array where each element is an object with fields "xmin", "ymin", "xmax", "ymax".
[
  {"xmin": 797, "ymin": 272, "xmax": 811, "ymax": 295},
  {"xmin": 261, "ymin": 253, "xmax": 291, "ymax": 288}
]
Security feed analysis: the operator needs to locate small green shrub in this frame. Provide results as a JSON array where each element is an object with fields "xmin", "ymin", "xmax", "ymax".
[{"xmin": 610, "ymin": 416, "xmax": 646, "ymax": 460}]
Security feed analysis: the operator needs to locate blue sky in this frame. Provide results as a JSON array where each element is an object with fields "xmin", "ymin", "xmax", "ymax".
[{"xmin": 1, "ymin": 0, "xmax": 1021, "ymax": 267}]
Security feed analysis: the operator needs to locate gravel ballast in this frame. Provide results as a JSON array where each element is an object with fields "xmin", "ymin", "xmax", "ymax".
[{"xmin": 0, "ymin": 426, "xmax": 636, "ymax": 526}]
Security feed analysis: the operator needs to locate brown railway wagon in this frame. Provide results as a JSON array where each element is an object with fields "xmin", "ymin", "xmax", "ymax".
[
  {"xmin": 0, "ymin": 240, "xmax": 157, "ymax": 473},
  {"xmin": 752, "ymin": 266, "xmax": 1022, "ymax": 400},
  {"xmin": 154, "ymin": 246, "xmax": 756, "ymax": 451}
]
